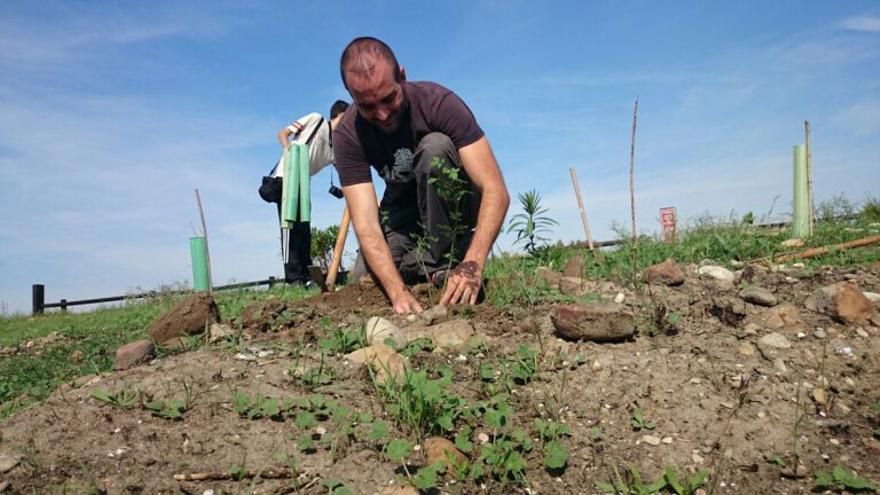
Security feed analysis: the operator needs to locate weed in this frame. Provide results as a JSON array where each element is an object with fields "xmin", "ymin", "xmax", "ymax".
[
  {"xmin": 595, "ymin": 464, "xmax": 665, "ymax": 495},
  {"xmin": 815, "ymin": 465, "xmax": 876, "ymax": 492},
  {"xmin": 664, "ymin": 466, "xmax": 710, "ymax": 495},
  {"xmin": 321, "ymin": 478, "xmax": 355, "ymax": 495},
  {"xmin": 317, "ymin": 317, "xmax": 364, "ymax": 355},
  {"xmin": 232, "ymin": 390, "xmax": 282, "ymax": 420},
  {"xmin": 631, "ymin": 406, "xmax": 655, "ymax": 431},
  {"xmin": 144, "ymin": 398, "xmax": 186, "ymax": 420},
  {"xmin": 478, "ymin": 428, "xmax": 532, "ymax": 482},
  {"xmin": 90, "ymin": 384, "xmax": 140, "ymax": 410},
  {"xmin": 376, "ymin": 367, "xmax": 467, "ymax": 438},
  {"xmin": 510, "ymin": 344, "xmax": 538, "ymax": 384}
]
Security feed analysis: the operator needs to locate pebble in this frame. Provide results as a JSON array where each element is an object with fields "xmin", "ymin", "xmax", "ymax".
[
  {"xmin": 812, "ymin": 389, "xmax": 828, "ymax": 406},
  {"xmin": 856, "ymin": 328, "xmax": 869, "ymax": 338},
  {"xmin": 316, "ymin": 426, "xmax": 327, "ymax": 436},
  {"xmin": 477, "ymin": 432, "xmax": 490, "ymax": 444},
  {"xmin": 758, "ymin": 332, "xmax": 792, "ymax": 349},
  {"xmin": 614, "ymin": 292, "xmax": 626, "ymax": 304},
  {"xmin": 662, "ymin": 437, "xmax": 673, "ymax": 444},
  {"xmin": 813, "ymin": 329, "xmax": 827, "ymax": 339},
  {"xmin": 835, "ymin": 346, "xmax": 853, "ymax": 357},
  {"xmin": 406, "ymin": 314, "xmax": 418, "ymax": 323},
  {"xmin": 0, "ymin": 451, "xmax": 22, "ymax": 473},
  {"xmin": 797, "ymin": 332, "xmax": 806, "ymax": 339},
  {"xmin": 692, "ymin": 452, "xmax": 705, "ymax": 464},
  {"xmin": 829, "ymin": 438, "xmax": 840, "ymax": 446},
  {"xmin": 773, "ymin": 359, "xmax": 788, "ymax": 373},
  {"xmin": 641, "ymin": 435, "xmax": 661, "ymax": 446},
  {"xmin": 737, "ymin": 343, "xmax": 755, "ymax": 356},
  {"xmin": 757, "ymin": 411, "xmax": 766, "ymax": 418},
  {"xmin": 592, "ymin": 360, "xmax": 603, "ymax": 372}
]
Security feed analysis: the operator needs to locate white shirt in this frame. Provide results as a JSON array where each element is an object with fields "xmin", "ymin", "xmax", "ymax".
[{"xmin": 273, "ymin": 112, "xmax": 334, "ymax": 178}]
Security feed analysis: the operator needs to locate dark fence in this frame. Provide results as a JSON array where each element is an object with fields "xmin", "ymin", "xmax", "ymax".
[{"xmin": 32, "ymin": 277, "xmax": 281, "ymax": 316}]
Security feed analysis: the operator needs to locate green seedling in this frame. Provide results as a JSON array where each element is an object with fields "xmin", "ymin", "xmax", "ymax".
[
  {"xmin": 535, "ymin": 418, "xmax": 572, "ymax": 441},
  {"xmin": 478, "ymin": 427, "xmax": 532, "ymax": 482},
  {"xmin": 144, "ymin": 398, "xmax": 186, "ymax": 420},
  {"xmin": 321, "ymin": 478, "xmax": 354, "ymax": 495},
  {"xmin": 595, "ymin": 464, "xmax": 666, "ymax": 495},
  {"xmin": 664, "ymin": 466, "xmax": 709, "ymax": 495},
  {"xmin": 631, "ymin": 407, "xmax": 655, "ymax": 431},
  {"xmin": 510, "ymin": 345, "xmax": 537, "ymax": 384},
  {"xmin": 90, "ymin": 384, "xmax": 140, "ymax": 410},
  {"xmin": 455, "ymin": 425, "xmax": 474, "ymax": 454},
  {"xmin": 543, "ymin": 440, "xmax": 568, "ymax": 469},
  {"xmin": 318, "ymin": 319, "xmax": 364, "ymax": 355},
  {"xmin": 400, "ymin": 337, "xmax": 433, "ymax": 358},
  {"xmin": 815, "ymin": 465, "xmax": 877, "ymax": 492},
  {"xmin": 232, "ymin": 390, "xmax": 282, "ymax": 420},
  {"xmin": 765, "ymin": 452, "xmax": 787, "ymax": 467},
  {"xmin": 507, "ymin": 189, "xmax": 559, "ymax": 256},
  {"xmin": 377, "ymin": 367, "xmax": 467, "ymax": 437}
]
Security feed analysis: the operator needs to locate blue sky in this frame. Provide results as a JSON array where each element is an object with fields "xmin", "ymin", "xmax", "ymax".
[{"xmin": 1, "ymin": 1, "xmax": 878, "ymax": 315}]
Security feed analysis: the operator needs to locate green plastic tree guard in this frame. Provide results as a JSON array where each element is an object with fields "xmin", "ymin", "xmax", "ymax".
[
  {"xmin": 792, "ymin": 144, "xmax": 810, "ymax": 239},
  {"xmin": 190, "ymin": 236, "xmax": 210, "ymax": 291}
]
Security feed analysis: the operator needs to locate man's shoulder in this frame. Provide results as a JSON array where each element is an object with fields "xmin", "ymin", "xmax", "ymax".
[{"xmin": 407, "ymin": 81, "xmax": 456, "ymax": 101}]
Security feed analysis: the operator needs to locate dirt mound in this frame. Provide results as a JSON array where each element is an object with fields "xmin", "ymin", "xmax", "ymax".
[{"xmin": 1, "ymin": 265, "xmax": 879, "ymax": 494}]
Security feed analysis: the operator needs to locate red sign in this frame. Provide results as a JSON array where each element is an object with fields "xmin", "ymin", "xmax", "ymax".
[{"xmin": 660, "ymin": 207, "xmax": 677, "ymax": 242}]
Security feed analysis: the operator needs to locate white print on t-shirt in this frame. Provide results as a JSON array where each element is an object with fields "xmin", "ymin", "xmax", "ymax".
[{"xmin": 381, "ymin": 148, "xmax": 415, "ymax": 184}]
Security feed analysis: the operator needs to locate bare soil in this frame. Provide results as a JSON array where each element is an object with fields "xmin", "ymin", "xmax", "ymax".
[{"xmin": 1, "ymin": 264, "xmax": 879, "ymax": 494}]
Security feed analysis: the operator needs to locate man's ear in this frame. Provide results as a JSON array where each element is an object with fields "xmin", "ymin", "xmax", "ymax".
[{"xmin": 399, "ymin": 65, "xmax": 407, "ymax": 83}]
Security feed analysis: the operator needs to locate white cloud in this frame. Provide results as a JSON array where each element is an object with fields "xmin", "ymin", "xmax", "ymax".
[{"xmin": 839, "ymin": 15, "xmax": 880, "ymax": 33}]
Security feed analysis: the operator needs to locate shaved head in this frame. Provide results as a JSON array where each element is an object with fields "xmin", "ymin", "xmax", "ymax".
[{"xmin": 340, "ymin": 37, "xmax": 400, "ymax": 89}]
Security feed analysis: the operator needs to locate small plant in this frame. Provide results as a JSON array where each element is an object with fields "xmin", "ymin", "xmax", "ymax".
[
  {"xmin": 232, "ymin": 390, "xmax": 282, "ymax": 420},
  {"xmin": 321, "ymin": 478, "xmax": 354, "ymax": 495},
  {"xmin": 631, "ymin": 407, "xmax": 655, "ymax": 431},
  {"xmin": 664, "ymin": 466, "xmax": 710, "ymax": 495},
  {"xmin": 535, "ymin": 419, "xmax": 572, "ymax": 470},
  {"xmin": 510, "ymin": 344, "xmax": 538, "ymax": 384},
  {"xmin": 318, "ymin": 318, "xmax": 364, "ymax": 355},
  {"xmin": 815, "ymin": 465, "xmax": 877, "ymax": 493},
  {"xmin": 507, "ymin": 189, "xmax": 559, "ymax": 256},
  {"xmin": 144, "ymin": 398, "xmax": 186, "ymax": 420},
  {"xmin": 90, "ymin": 384, "xmax": 140, "ymax": 410},
  {"xmin": 311, "ymin": 224, "xmax": 340, "ymax": 272},
  {"xmin": 376, "ymin": 367, "xmax": 467, "ymax": 438},
  {"xmin": 595, "ymin": 464, "xmax": 665, "ymax": 495},
  {"xmin": 478, "ymin": 427, "xmax": 532, "ymax": 482}
]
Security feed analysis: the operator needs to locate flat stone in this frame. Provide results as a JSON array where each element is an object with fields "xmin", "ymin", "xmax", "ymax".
[
  {"xmin": 812, "ymin": 388, "xmax": 828, "ymax": 406},
  {"xmin": 551, "ymin": 303, "xmax": 635, "ymax": 342},
  {"xmin": 418, "ymin": 305, "xmax": 448, "ymax": 326},
  {"xmin": 344, "ymin": 343, "xmax": 408, "ymax": 384},
  {"xmin": 813, "ymin": 282, "xmax": 875, "ymax": 325},
  {"xmin": 365, "ymin": 317, "xmax": 407, "ymax": 348},
  {"xmin": 737, "ymin": 342, "xmax": 756, "ymax": 356},
  {"xmin": 864, "ymin": 292, "xmax": 880, "ymax": 304},
  {"xmin": 698, "ymin": 265, "xmax": 736, "ymax": 284},
  {"xmin": 113, "ymin": 339, "xmax": 156, "ymax": 370},
  {"xmin": 562, "ymin": 255, "xmax": 586, "ymax": 278},
  {"xmin": 147, "ymin": 292, "xmax": 219, "ymax": 344},
  {"xmin": 739, "ymin": 287, "xmax": 777, "ymax": 307},
  {"xmin": 614, "ymin": 292, "xmax": 626, "ymax": 304},
  {"xmin": 208, "ymin": 323, "xmax": 233, "ymax": 343},
  {"xmin": 643, "ymin": 259, "xmax": 685, "ymax": 286},
  {"xmin": 407, "ymin": 319, "xmax": 475, "ymax": 351},
  {"xmin": 763, "ymin": 304, "xmax": 805, "ymax": 332}
]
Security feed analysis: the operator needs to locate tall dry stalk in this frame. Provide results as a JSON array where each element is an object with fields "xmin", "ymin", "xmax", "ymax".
[{"xmin": 628, "ymin": 98, "xmax": 639, "ymax": 286}]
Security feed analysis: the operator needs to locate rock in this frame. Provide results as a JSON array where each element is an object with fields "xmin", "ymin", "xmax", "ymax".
[
  {"xmin": 758, "ymin": 332, "xmax": 791, "ymax": 349},
  {"xmin": 563, "ymin": 255, "xmax": 585, "ymax": 278},
  {"xmin": 147, "ymin": 292, "xmax": 219, "ymax": 344},
  {"xmin": 763, "ymin": 304, "xmax": 805, "ymax": 332},
  {"xmin": 813, "ymin": 283, "xmax": 874, "ymax": 325},
  {"xmin": 641, "ymin": 435, "xmax": 661, "ymax": 446},
  {"xmin": 344, "ymin": 343, "xmax": 408, "ymax": 384},
  {"xmin": 0, "ymin": 451, "xmax": 21, "ymax": 473},
  {"xmin": 662, "ymin": 437, "xmax": 673, "ymax": 444},
  {"xmin": 739, "ymin": 287, "xmax": 777, "ymax": 307},
  {"xmin": 781, "ymin": 238, "xmax": 805, "ymax": 248},
  {"xmin": 477, "ymin": 432, "xmax": 490, "ymax": 444},
  {"xmin": 113, "ymin": 339, "xmax": 156, "ymax": 370},
  {"xmin": 208, "ymin": 323, "xmax": 233, "ymax": 343},
  {"xmin": 418, "ymin": 305, "xmax": 448, "ymax": 326},
  {"xmin": 560, "ymin": 276, "xmax": 594, "ymax": 296},
  {"xmin": 872, "ymin": 314, "xmax": 880, "ymax": 327},
  {"xmin": 813, "ymin": 329, "xmax": 827, "ymax": 339},
  {"xmin": 773, "ymin": 358, "xmax": 788, "ymax": 373},
  {"xmin": 812, "ymin": 388, "xmax": 828, "ymax": 406},
  {"xmin": 365, "ymin": 317, "xmax": 407, "ymax": 348},
  {"xmin": 692, "ymin": 452, "xmax": 705, "ymax": 464},
  {"xmin": 408, "ymin": 319, "xmax": 475, "ymax": 351},
  {"xmin": 551, "ymin": 303, "xmax": 635, "ymax": 342},
  {"xmin": 737, "ymin": 342, "xmax": 755, "ymax": 357},
  {"xmin": 698, "ymin": 265, "xmax": 736, "ymax": 284},
  {"xmin": 424, "ymin": 437, "xmax": 467, "ymax": 471},
  {"xmin": 864, "ymin": 292, "xmax": 880, "ymax": 304},
  {"xmin": 614, "ymin": 292, "xmax": 626, "ymax": 304},
  {"xmin": 856, "ymin": 327, "xmax": 870, "ymax": 338},
  {"xmin": 378, "ymin": 486, "xmax": 419, "ymax": 495},
  {"xmin": 535, "ymin": 267, "xmax": 561, "ymax": 288},
  {"xmin": 643, "ymin": 259, "xmax": 685, "ymax": 286}
]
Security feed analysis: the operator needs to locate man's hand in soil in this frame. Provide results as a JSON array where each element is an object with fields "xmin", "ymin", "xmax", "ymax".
[
  {"xmin": 390, "ymin": 287, "xmax": 424, "ymax": 314},
  {"xmin": 440, "ymin": 260, "xmax": 482, "ymax": 306}
]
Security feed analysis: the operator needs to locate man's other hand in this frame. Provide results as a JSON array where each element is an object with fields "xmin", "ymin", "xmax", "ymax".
[
  {"xmin": 390, "ymin": 288, "xmax": 424, "ymax": 314},
  {"xmin": 440, "ymin": 260, "xmax": 482, "ymax": 306}
]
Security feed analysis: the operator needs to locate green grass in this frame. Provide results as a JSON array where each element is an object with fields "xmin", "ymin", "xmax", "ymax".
[{"xmin": 0, "ymin": 285, "xmax": 316, "ymax": 419}]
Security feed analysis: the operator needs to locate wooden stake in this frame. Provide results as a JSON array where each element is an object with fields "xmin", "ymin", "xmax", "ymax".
[
  {"xmin": 804, "ymin": 120, "xmax": 813, "ymax": 235},
  {"xmin": 773, "ymin": 235, "xmax": 880, "ymax": 263},
  {"xmin": 325, "ymin": 205, "xmax": 351, "ymax": 290},
  {"xmin": 628, "ymin": 97, "xmax": 639, "ymax": 285},
  {"xmin": 569, "ymin": 167, "xmax": 595, "ymax": 253},
  {"xmin": 193, "ymin": 189, "xmax": 213, "ymax": 294}
]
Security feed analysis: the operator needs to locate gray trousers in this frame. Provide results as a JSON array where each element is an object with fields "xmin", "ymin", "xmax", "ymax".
[{"xmin": 352, "ymin": 132, "xmax": 480, "ymax": 284}]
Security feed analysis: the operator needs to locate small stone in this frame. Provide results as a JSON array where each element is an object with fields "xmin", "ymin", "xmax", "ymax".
[
  {"xmin": 113, "ymin": 339, "xmax": 156, "ymax": 370},
  {"xmin": 418, "ymin": 305, "xmax": 449, "ymax": 326},
  {"xmin": 551, "ymin": 303, "xmax": 635, "ymax": 342},
  {"xmin": 773, "ymin": 358, "xmax": 788, "ymax": 373},
  {"xmin": 829, "ymin": 438, "xmax": 840, "ymax": 446},
  {"xmin": 739, "ymin": 287, "xmax": 777, "ymax": 307},
  {"xmin": 614, "ymin": 292, "xmax": 626, "ymax": 304},
  {"xmin": 407, "ymin": 319, "xmax": 475, "ymax": 350},
  {"xmin": 316, "ymin": 426, "xmax": 327, "ymax": 436},
  {"xmin": 737, "ymin": 343, "xmax": 755, "ymax": 356},
  {"xmin": 365, "ymin": 317, "xmax": 407, "ymax": 347},
  {"xmin": 812, "ymin": 389, "xmax": 828, "ymax": 406},
  {"xmin": 763, "ymin": 304, "xmax": 805, "ymax": 332},
  {"xmin": 758, "ymin": 332, "xmax": 791, "ymax": 349},
  {"xmin": 692, "ymin": 452, "xmax": 705, "ymax": 464},
  {"xmin": 813, "ymin": 329, "xmax": 827, "ymax": 339},
  {"xmin": 813, "ymin": 283, "xmax": 874, "ymax": 325},
  {"xmin": 743, "ymin": 323, "xmax": 760, "ymax": 336},
  {"xmin": 643, "ymin": 259, "xmax": 685, "ymax": 286},
  {"xmin": 406, "ymin": 314, "xmax": 418, "ymax": 323},
  {"xmin": 344, "ymin": 343, "xmax": 408, "ymax": 384},
  {"xmin": 698, "ymin": 265, "xmax": 736, "ymax": 284},
  {"xmin": 864, "ymin": 292, "xmax": 880, "ymax": 304},
  {"xmin": 781, "ymin": 238, "xmax": 805, "ymax": 248},
  {"xmin": 0, "ymin": 451, "xmax": 22, "ymax": 473},
  {"xmin": 592, "ymin": 360, "xmax": 603, "ymax": 372},
  {"xmin": 208, "ymin": 323, "xmax": 233, "ymax": 343},
  {"xmin": 641, "ymin": 435, "xmax": 661, "ymax": 446},
  {"xmin": 757, "ymin": 411, "xmax": 766, "ymax": 418},
  {"xmin": 785, "ymin": 276, "xmax": 798, "ymax": 284},
  {"xmin": 856, "ymin": 328, "xmax": 869, "ymax": 338},
  {"xmin": 424, "ymin": 437, "xmax": 467, "ymax": 471},
  {"xmin": 477, "ymin": 432, "xmax": 490, "ymax": 444},
  {"xmin": 661, "ymin": 437, "xmax": 673, "ymax": 444},
  {"xmin": 797, "ymin": 332, "xmax": 806, "ymax": 339}
]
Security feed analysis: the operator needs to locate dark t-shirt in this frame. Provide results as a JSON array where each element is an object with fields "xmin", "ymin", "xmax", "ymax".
[{"xmin": 333, "ymin": 81, "xmax": 484, "ymax": 208}]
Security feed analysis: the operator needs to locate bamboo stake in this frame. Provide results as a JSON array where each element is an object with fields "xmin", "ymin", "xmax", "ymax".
[
  {"xmin": 628, "ymin": 97, "xmax": 639, "ymax": 285},
  {"xmin": 173, "ymin": 467, "xmax": 311, "ymax": 481},
  {"xmin": 569, "ymin": 167, "xmax": 595, "ymax": 253},
  {"xmin": 805, "ymin": 120, "xmax": 813, "ymax": 235},
  {"xmin": 773, "ymin": 235, "xmax": 880, "ymax": 263},
  {"xmin": 325, "ymin": 205, "xmax": 351, "ymax": 290},
  {"xmin": 193, "ymin": 189, "xmax": 213, "ymax": 294}
]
